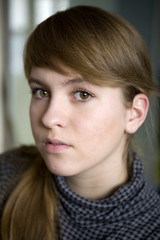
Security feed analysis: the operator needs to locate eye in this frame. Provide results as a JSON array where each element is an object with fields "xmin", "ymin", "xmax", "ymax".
[
  {"xmin": 73, "ymin": 89, "xmax": 94, "ymax": 101},
  {"xmin": 31, "ymin": 88, "xmax": 49, "ymax": 98}
]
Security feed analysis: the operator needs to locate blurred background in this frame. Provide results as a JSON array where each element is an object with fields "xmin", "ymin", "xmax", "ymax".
[{"xmin": 0, "ymin": 0, "xmax": 160, "ymax": 190}]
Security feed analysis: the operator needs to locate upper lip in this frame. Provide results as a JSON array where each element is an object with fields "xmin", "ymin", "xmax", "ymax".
[{"xmin": 44, "ymin": 138, "xmax": 70, "ymax": 146}]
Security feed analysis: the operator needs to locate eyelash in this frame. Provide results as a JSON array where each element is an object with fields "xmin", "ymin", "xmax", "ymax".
[
  {"xmin": 30, "ymin": 88, "xmax": 50, "ymax": 98},
  {"xmin": 30, "ymin": 87, "xmax": 95, "ymax": 101},
  {"xmin": 72, "ymin": 88, "xmax": 95, "ymax": 101}
]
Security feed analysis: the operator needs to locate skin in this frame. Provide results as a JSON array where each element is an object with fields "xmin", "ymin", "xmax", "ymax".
[{"xmin": 29, "ymin": 66, "xmax": 148, "ymax": 200}]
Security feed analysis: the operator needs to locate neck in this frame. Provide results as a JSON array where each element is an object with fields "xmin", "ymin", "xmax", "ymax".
[{"xmin": 66, "ymin": 154, "xmax": 129, "ymax": 201}]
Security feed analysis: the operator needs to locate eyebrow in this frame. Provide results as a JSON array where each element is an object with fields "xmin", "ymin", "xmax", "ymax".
[
  {"xmin": 64, "ymin": 77, "xmax": 87, "ymax": 85},
  {"xmin": 28, "ymin": 76, "xmax": 88, "ymax": 87},
  {"xmin": 28, "ymin": 78, "xmax": 49, "ymax": 89}
]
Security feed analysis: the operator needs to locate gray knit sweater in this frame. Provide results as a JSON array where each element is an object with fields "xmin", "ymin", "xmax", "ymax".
[{"xmin": 0, "ymin": 146, "xmax": 160, "ymax": 239}]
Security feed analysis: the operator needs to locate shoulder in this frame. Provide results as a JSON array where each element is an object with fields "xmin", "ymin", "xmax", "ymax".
[
  {"xmin": 132, "ymin": 160, "xmax": 160, "ymax": 238},
  {"xmin": 117, "ymin": 152, "xmax": 160, "ymax": 238},
  {"xmin": 0, "ymin": 144, "xmax": 40, "ymax": 181},
  {"xmin": 0, "ymin": 145, "xmax": 39, "ymax": 162},
  {"xmin": 0, "ymin": 145, "xmax": 41, "ymax": 216},
  {"xmin": 142, "ymin": 184, "xmax": 160, "ymax": 238},
  {"xmin": 0, "ymin": 145, "xmax": 40, "ymax": 180}
]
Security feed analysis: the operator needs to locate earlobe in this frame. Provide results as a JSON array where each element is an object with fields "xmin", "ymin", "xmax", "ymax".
[{"xmin": 125, "ymin": 94, "xmax": 149, "ymax": 134}]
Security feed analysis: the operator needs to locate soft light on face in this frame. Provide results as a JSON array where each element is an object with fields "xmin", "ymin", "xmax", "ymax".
[{"xmin": 29, "ymin": 67, "xmax": 130, "ymax": 178}]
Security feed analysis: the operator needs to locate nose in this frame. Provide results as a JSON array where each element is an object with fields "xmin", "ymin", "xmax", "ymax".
[{"xmin": 41, "ymin": 97, "xmax": 68, "ymax": 129}]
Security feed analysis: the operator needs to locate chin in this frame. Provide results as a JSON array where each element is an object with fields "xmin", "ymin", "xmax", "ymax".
[{"xmin": 44, "ymin": 162, "xmax": 77, "ymax": 177}]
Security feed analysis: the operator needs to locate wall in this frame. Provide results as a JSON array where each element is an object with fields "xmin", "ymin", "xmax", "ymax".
[{"xmin": 0, "ymin": 0, "xmax": 6, "ymax": 152}]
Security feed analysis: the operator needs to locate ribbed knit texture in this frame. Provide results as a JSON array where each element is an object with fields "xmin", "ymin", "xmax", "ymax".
[{"xmin": 0, "ymin": 146, "xmax": 160, "ymax": 239}]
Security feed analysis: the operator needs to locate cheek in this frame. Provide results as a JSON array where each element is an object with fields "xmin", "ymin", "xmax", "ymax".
[
  {"xmin": 73, "ymin": 109, "xmax": 108, "ymax": 141},
  {"xmin": 30, "ymin": 104, "xmax": 35, "ymax": 124},
  {"xmin": 29, "ymin": 103, "xmax": 41, "ymax": 131},
  {"xmin": 29, "ymin": 106, "xmax": 36, "ymax": 138},
  {"xmin": 75, "ymin": 106, "xmax": 126, "ymax": 146}
]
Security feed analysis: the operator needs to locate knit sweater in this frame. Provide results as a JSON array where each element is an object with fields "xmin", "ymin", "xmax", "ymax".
[{"xmin": 0, "ymin": 146, "xmax": 160, "ymax": 239}]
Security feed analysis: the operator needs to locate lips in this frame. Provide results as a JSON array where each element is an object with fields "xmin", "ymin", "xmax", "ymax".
[{"xmin": 43, "ymin": 138, "xmax": 71, "ymax": 153}]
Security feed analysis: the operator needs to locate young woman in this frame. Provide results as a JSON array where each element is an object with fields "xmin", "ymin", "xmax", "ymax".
[{"xmin": 0, "ymin": 5, "xmax": 160, "ymax": 240}]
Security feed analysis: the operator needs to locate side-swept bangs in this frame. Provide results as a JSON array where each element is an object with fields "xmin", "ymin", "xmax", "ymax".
[{"xmin": 24, "ymin": 6, "xmax": 155, "ymax": 96}]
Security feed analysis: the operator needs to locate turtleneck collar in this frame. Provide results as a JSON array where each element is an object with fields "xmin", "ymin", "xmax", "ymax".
[
  {"xmin": 54, "ymin": 153, "xmax": 149, "ymax": 227},
  {"xmin": 54, "ymin": 153, "xmax": 160, "ymax": 240}
]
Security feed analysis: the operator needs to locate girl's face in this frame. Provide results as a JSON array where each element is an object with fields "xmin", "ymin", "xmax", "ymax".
[{"xmin": 29, "ymin": 67, "xmax": 130, "ymax": 178}]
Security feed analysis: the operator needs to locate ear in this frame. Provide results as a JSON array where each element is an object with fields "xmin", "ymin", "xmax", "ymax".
[{"xmin": 125, "ymin": 94, "xmax": 149, "ymax": 134}]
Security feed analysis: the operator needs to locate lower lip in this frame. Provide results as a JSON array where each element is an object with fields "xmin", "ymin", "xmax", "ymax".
[{"xmin": 44, "ymin": 142, "xmax": 71, "ymax": 153}]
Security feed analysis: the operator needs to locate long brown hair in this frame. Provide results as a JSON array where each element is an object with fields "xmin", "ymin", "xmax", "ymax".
[{"xmin": 1, "ymin": 6, "xmax": 157, "ymax": 239}]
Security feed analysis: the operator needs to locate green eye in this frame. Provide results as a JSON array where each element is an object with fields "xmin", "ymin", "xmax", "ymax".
[
  {"xmin": 74, "ymin": 91, "xmax": 91, "ymax": 100},
  {"xmin": 73, "ymin": 89, "xmax": 94, "ymax": 101},
  {"xmin": 31, "ymin": 88, "xmax": 49, "ymax": 98},
  {"xmin": 39, "ymin": 90, "xmax": 49, "ymax": 98},
  {"xmin": 79, "ymin": 91, "xmax": 90, "ymax": 100}
]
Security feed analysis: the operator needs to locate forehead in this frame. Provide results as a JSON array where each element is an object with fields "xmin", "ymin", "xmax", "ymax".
[
  {"xmin": 29, "ymin": 67, "xmax": 123, "ymax": 94},
  {"xmin": 29, "ymin": 67, "xmax": 92, "ymax": 87}
]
